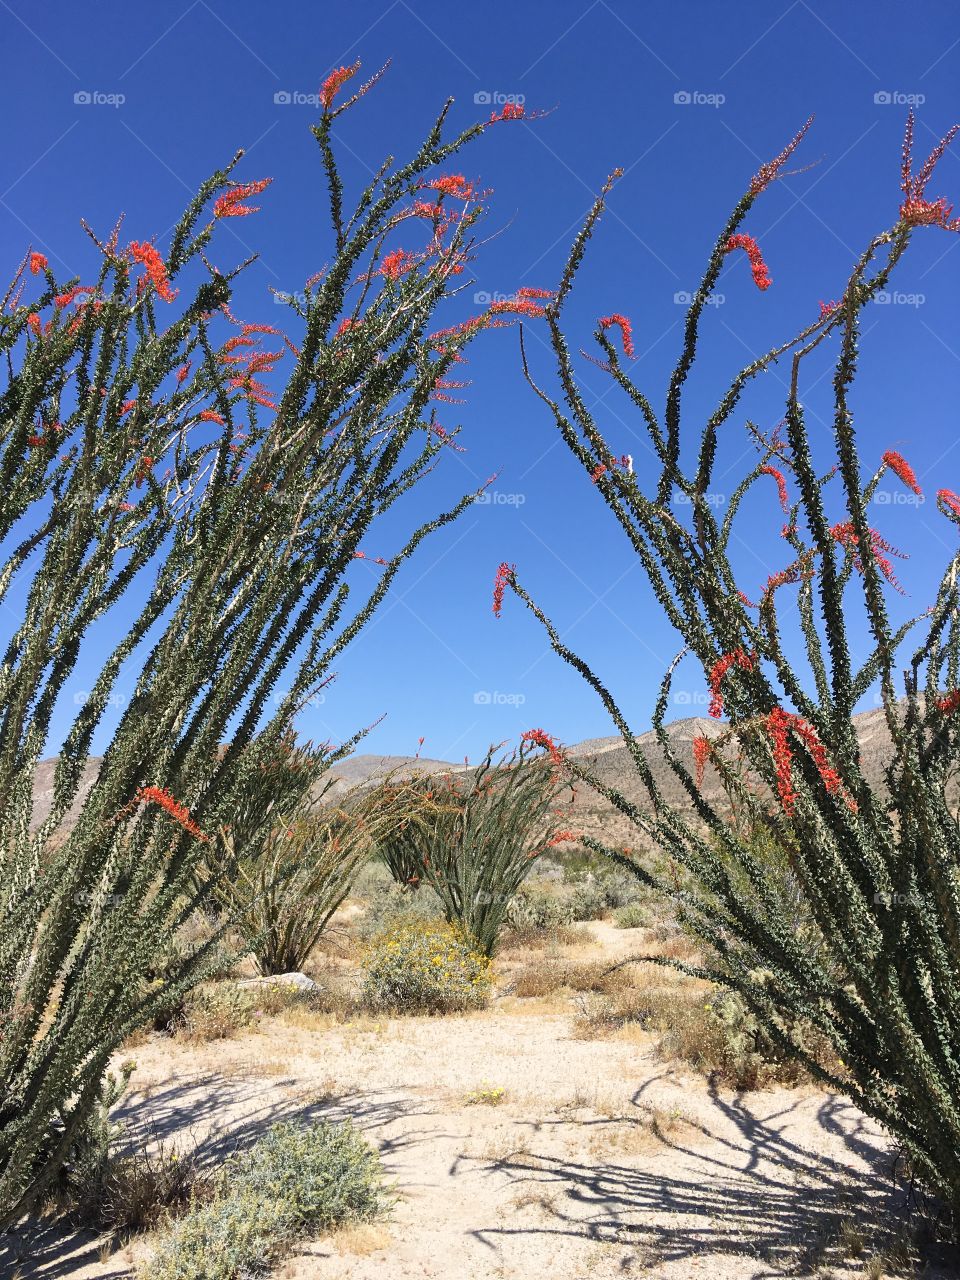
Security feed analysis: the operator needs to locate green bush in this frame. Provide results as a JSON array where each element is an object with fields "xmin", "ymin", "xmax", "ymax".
[
  {"xmin": 140, "ymin": 1120, "xmax": 384, "ymax": 1280},
  {"xmin": 505, "ymin": 882, "xmax": 575, "ymax": 933},
  {"xmin": 613, "ymin": 901, "xmax": 653, "ymax": 930},
  {"xmin": 356, "ymin": 881, "xmax": 446, "ymax": 942},
  {"xmin": 361, "ymin": 921, "xmax": 490, "ymax": 1014}
]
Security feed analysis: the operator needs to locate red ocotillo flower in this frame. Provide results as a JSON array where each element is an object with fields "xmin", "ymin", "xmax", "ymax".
[
  {"xmin": 521, "ymin": 727, "xmax": 564, "ymax": 766},
  {"xmin": 492, "ymin": 562, "xmax": 514, "ymax": 618},
  {"xmin": 380, "ymin": 248, "xmax": 416, "ymax": 280},
  {"xmin": 882, "ymin": 450, "xmax": 922, "ymax": 497},
  {"xmin": 548, "ymin": 830, "xmax": 579, "ymax": 846},
  {"xmin": 136, "ymin": 785, "xmax": 207, "ymax": 841},
  {"xmin": 938, "ymin": 488, "xmax": 960, "ymax": 520},
  {"xmin": 199, "ymin": 410, "xmax": 225, "ymax": 424},
  {"xmin": 213, "ymin": 178, "xmax": 272, "ymax": 219},
  {"xmin": 766, "ymin": 708, "xmax": 844, "ymax": 815},
  {"xmin": 830, "ymin": 522, "xmax": 906, "ymax": 592},
  {"xmin": 599, "ymin": 313, "xmax": 635, "ymax": 359},
  {"xmin": 29, "ymin": 252, "xmax": 48, "ymax": 275},
  {"xmin": 936, "ymin": 690, "xmax": 960, "ymax": 714},
  {"xmin": 489, "ymin": 103, "xmax": 526, "ymax": 123},
  {"xmin": 725, "ymin": 234, "xmax": 772, "ymax": 290},
  {"xmin": 819, "ymin": 299, "xmax": 841, "ymax": 319},
  {"xmin": 759, "ymin": 465, "xmax": 789, "ymax": 512},
  {"xmin": 900, "ymin": 110, "xmax": 960, "ymax": 231},
  {"xmin": 320, "ymin": 61, "xmax": 359, "ymax": 110},
  {"xmin": 692, "ymin": 735, "xmax": 711, "ymax": 788},
  {"xmin": 707, "ymin": 648, "xmax": 754, "ymax": 718},
  {"xmin": 420, "ymin": 174, "xmax": 476, "ymax": 200},
  {"xmin": 129, "ymin": 241, "xmax": 176, "ymax": 302},
  {"xmin": 750, "ymin": 116, "xmax": 814, "ymax": 195},
  {"xmin": 590, "ymin": 462, "xmax": 608, "ymax": 484}
]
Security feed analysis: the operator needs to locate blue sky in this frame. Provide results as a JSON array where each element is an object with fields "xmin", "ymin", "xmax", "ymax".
[{"xmin": 3, "ymin": 1, "xmax": 960, "ymax": 762}]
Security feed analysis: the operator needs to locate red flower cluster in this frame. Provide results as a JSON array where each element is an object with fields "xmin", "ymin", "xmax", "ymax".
[
  {"xmin": 129, "ymin": 241, "xmax": 176, "ymax": 302},
  {"xmin": 936, "ymin": 690, "xmax": 960, "ymax": 714},
  {"xmin": 489, "ymin": 287, "xmax": 555, "ymax": 320},
  {"xmin": 766, "ymin": 708, "xmax": 843, "ymax": 815},
  {"xmin": 380, "ymin": 248, "xmax": 416, "ymax": 280},
  {"xmin": 521, "ymin": 727, "xmax": 564, "ymax": 766},
  {"xmin": 899, "ymin": 110, "xmax": 960, "ymax": 231},
  {"xmin": 819, "ymin": 299, "xmax": 841, "ymax": 319},
  {"xmin": 421, "ymin": 174, "xmax": 476, "ymax": 200},
  {"xmin": 547, "ymin": 829, "xmax": 579, "ymax": 847},
  {"xmin": 599, "ymin": 313, "xmax": 635, "ymax": 359},
  {"xmin": 492, "ymin": 561, "xmax": 514, "ymax": 617},
  {"xmin": 830, "ymin": 522, "xmax": 906, "ymax": 592},
  {"xmin": 199, "ymin": 409, "xmax": 225, "ymax": 425},
  {"xmin": 707, "ymin": 647, "xmax": 754, "ymax": 718},
  {"xmin": 882, "ymin": 449, "xmax": 922, "ymax": 497},
  {"xmin": 759, "ymin": 465, "xmax": 789, "ymax": 512},
  {"xmin": 26, "ymin": 421, "xmax": 62, "ymax": 450},
  {"xmin": 29, "ymin": 252, "xmax": 48, "ymax": 275},
  {"xmin": 750, "ymin": 116, "xmax": 814, "ymax": 195},
  {"xmin": 135, "ymin": 785, "xmax": 207, "ymax": 841},
  {"xmin": 489, "ymin": 103, "xmax": 525, "ymax": 123},
  {"xmin": 320, "ymin": 61, "xmax": 359, "ymax": 110},
  {"xmin": 590, "ymin": 463, "xmax": 607, "ymax": 484},
  {"xmin": 725, "ymin": 234, "xmax": 771, "ymax": 290},
  {"xmin": 54, "ymin": 284, "xmax": 94, "ymax": 309},
  {"xmin": 938, "ymin": 488, "xmax": 960, "ymax": 519},
  {"xmin": 692, "ymin": 735, "xmax": 711, "ymax": 787},
  {"xmin": 213, "ymin": 178, "xmax": 272, "ymax": 219}
]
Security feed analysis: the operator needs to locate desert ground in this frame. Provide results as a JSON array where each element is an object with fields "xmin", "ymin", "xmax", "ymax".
[{"xmin": 5, "ymin": 917, "xmax": 953, "ymax": 1280}]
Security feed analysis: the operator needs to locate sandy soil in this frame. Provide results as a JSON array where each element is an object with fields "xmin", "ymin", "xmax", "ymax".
[{"xmin": 4, "ymin": 924, "xmax": 953, "ymax": 1280}]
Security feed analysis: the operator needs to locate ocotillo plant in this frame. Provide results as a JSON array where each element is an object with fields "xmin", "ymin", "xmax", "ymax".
[
  {"xmin": 211, "ymin": 752, "xmax": 427, "ymax": 975},
  {"xmin": 0, "ymin": 63, "xmax": 538, "ymax": 1224},
  {"xmin": 378, "ymin": 739, "xmax": 572, "ymax": 955},
  {"xmin": 499, "ymin": 113, "xmax": 960, "ymax": 1221}
]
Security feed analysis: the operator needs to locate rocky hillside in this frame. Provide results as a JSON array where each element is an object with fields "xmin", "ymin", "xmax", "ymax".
[{"xmin": 28, "ymin": 707, "xmax": 902, "ymax": 845}]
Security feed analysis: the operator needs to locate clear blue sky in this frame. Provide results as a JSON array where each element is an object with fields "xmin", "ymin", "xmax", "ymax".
[{"xmin": 3, "ymin": 1, "xmax": 960, "ymax": 762}]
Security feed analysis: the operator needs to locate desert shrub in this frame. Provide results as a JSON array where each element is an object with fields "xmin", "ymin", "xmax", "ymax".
[
  {"xmin": 500, "ymin": 112, "xmax": 960, "ymax": 1220},
  {"xmin": 208, "ymin": 770, "xmax": 421, "ymax": 975},
  {"xmin": 0, "ymin": 65, "xmax": 532, "ymax": 1221},
  {"xmin": 512, "ymin": 958, "xmax": 627, "ymax": 999},
  {"xmin": 614, "ymin": 901, "xmax": 653, "ymax": 929},
  {"xmin": 505, "ymin": 881, "xmax": 575, "ymax": 933},
  {"xmin": 361, "ymin": 920, "xmax": 490, "ymax": 1014},
  {"xmin": 140, "ymin": 1120, "xmax": 383, "ymax": 1280},
  {"xmin": 172, "ymin": 980, "xmax": 316, "ymax": 1044},
  {"xmin": 372, "ymin": 741, "xmax": 573, "ymax": 955},
  {"xmin": 355, "ymin": 880, "xmax": 446, "ymax": 942},
  {"xmin": 81, "ymin": 1141, "xmax": 213, "ymax": 1238}
]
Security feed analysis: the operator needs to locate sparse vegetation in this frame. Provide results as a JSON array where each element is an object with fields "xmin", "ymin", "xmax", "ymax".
[
  {"xmin": 140, "ymin": 1120, "xmax": 384, "ymax": 1280},
  {"xmin": 361, "ymin": 919, "xmax": 491, "ymax": 1014}
]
